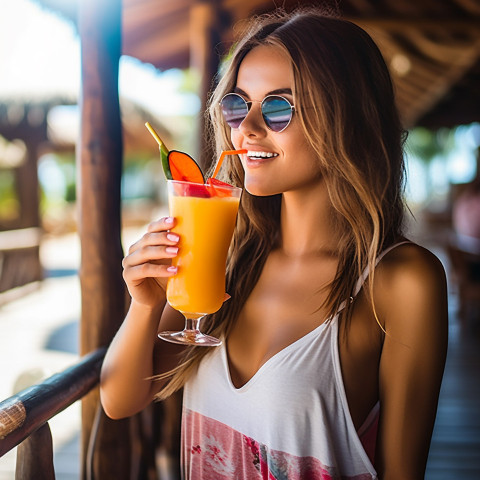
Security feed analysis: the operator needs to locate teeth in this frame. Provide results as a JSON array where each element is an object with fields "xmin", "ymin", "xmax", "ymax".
[{"xmin": 247, "ymin": 151, "xmax": 278, "ymax": 158}]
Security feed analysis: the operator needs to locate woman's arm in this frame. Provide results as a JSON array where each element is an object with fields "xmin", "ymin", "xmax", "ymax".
[
  {"xmin": 375, "ymin": 244, "xmax": 448, "ymax": 479},
  {"xmin": 100, "ymin": 217, "xmax": 185, "ymax": 419}
]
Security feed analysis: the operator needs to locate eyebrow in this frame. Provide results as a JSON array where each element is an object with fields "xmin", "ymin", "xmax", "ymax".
[{"xmin": 233, "ymin": 87, "xmax": 293, "ymax": 98}]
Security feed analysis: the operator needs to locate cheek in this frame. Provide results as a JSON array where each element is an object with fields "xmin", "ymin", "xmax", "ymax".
[
  {"xmin": 231, "ymin": 130, "xmax": 242, "ymax": 149},
  {"xmin": 284, "ymin": 134, "xmax": 317, "ymax": 167}
]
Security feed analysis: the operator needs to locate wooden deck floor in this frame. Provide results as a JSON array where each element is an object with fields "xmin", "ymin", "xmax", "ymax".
[{"xmin": 425, "ymin": 311, "xmax": 480, "ymax": 479}]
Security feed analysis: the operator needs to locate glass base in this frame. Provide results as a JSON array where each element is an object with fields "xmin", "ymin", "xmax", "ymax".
[{"xmin": 158, "ymin": 330, "xmax": 222, "ymax": 347}]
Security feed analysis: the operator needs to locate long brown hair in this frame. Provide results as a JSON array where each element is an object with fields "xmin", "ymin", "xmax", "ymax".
[{"xmin": 155, "ymin": 7, "xmax": 406, "ymax": 400}]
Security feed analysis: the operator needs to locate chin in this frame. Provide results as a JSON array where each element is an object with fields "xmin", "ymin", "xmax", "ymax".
[{"xmin": 244, "ymin": 178, "xmax": 280, "ymax": 197}]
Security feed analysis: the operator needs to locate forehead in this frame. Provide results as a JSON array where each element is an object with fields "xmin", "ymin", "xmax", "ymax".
[{"xmin": 236, "ymin": 44, "xmax": 294, "ymax": 97}]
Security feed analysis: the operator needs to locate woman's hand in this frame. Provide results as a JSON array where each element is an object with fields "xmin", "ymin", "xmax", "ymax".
[{"xmin": 122, "ymin": 216, "xmax": 179, "ymax": 308}]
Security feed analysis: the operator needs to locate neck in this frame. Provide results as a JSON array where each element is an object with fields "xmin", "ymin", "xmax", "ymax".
[{"xmin": 279, "ymin": 185, "xmax": 340, "ymax": 258}]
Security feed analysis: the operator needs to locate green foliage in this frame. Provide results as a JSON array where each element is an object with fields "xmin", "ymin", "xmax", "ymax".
[
  {"xmin": 406, "ymin": 127, "xmax": 455, "ymax": 164},
  {"xmin": 177, "ymin": 68, "xmax": 201, "ymax": 94},
  {"xmin": 0, "ymin": 170, "xmax": 19, "ymax": 220},
  {"xmin": 65, "ymin": 182, "xmax": 76, "ymax": 202}
]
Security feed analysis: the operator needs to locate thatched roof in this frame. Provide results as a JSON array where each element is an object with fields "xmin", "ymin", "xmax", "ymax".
[{"xmin": 39, "ymin": 0, "xmax": 480, "ymax": 129}]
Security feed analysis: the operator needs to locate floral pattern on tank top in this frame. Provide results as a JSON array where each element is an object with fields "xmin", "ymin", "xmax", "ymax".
[{"xmin": 182, "ymin": 408, "xmax": 375, "ymax": 480}]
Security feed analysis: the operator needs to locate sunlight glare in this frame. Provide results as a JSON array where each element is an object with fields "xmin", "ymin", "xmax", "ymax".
[
  {"xmin": 0, "ymin": 0, "xmax": 199, "ymax": 116},
  {"xmin": 0, "ymin": 0, "xmax": 80, "ymax": 98}
]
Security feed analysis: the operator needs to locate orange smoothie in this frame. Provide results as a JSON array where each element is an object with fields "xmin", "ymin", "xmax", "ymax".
[{"xmin": 166, "ymin": 187, "xmax": 240, "ymax": 317}]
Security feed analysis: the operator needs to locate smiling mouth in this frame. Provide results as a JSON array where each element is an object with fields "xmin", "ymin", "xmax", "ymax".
[{"xmin": 247, "ymin": 150, "xmax": 279, "ymax": 159}]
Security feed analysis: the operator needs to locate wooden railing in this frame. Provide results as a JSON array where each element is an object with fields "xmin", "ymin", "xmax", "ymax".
[
  {"xmin": 0, "ymin": 227, "xmax": 43, "ymax": 298},
  {"xmin": 0, "ymin": 348, "xmax": 106, "ymax": 478}
]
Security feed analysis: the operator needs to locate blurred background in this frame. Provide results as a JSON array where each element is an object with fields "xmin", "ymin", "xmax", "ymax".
[{"xmin": 0, "ymin": 0, "xmax": 479, "ymax": 479}]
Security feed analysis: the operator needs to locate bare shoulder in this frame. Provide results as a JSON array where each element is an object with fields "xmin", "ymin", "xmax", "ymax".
[
  {"xmin": 376, "ymin": 242, "xmax": 446, "ymax": 292},
  {"xmin": 374, "ymin": 242, "xmax": 448, "ymax": 336},
  {"xmin": 373, "ymin": 245, "xmax": 449, "ymax": 476}
]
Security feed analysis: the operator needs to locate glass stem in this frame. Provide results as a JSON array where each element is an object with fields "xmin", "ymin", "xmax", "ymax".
[{"xmin": 184, "ymin": 316, "xmax": 204, "ymax": 333}]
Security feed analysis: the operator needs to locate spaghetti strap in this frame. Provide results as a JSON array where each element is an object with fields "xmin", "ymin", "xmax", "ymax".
[{"xmin": 352, "ymin": 241, "xmax": 412, "ymax": 298}]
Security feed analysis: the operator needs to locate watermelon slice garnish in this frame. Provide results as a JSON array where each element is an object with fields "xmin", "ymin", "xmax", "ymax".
[
  {"xmin": 206, "ymin": 177, "xmax": 234, "ymax": 197},
  {"xmin": 182, "ymin": 182, "xmax": 211, "ymax": 198}
]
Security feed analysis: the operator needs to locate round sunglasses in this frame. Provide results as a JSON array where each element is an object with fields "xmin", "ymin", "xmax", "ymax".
[{"xmin": 220, "ymin": 93, "xmax": 295, "ymax": 133}]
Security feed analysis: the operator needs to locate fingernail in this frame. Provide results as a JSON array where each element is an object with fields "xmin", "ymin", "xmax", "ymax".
[
  {"xmin": 165, "ymin": 216, "xmax": 174, "ymax": 224},
  {"xmin": 167, "ymin": 266, "xmax": 177, "ymax": 273},
  {"xmin": 166, "ymin": 247, "xmax": 178, "ymax": 255},
  {"xmin": 167, "ymin": 233, "xmax": 179, "ymax": 242}
]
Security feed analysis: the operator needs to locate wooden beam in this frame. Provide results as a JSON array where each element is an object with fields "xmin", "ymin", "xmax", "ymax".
[
  {"xmin": 190, "ymin": 1, "xmax": 223, "ymax": 169},
  {"xmin": 78, "ymin": 0, "xmax": 131, "ymax": 478},
  {"xmin": 454, "ymin": 0, "xmax": 480, "ymax": 15},
  {"xmin": 0, "ymin": 349, "xmax": 105, "ymax": 456},
  {"xmin": 403, "ymin": 40, "xmax": 480, "ymax": 127},
  {"xmin": 359, "ymin": 26, "xmax": 480, "ymax": 128},
  {"xmin": 350, "ymin": 17, "xmax": 480, "ymax": 32},
  {"xmin": 402, "ymin": 29, "xmax": 480, "ymax": 65}
]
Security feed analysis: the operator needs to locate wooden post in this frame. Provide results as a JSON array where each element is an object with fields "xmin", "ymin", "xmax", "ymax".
[
  {"xmin": 16, "ymin": 139, "xmax": 41, "ymax": 229},
  {"xmin": 78, "ymin": 0, "xmax": 130, "ymax": 478},
  {"xmin": 190, "ymin": 1, "xmax": 223, "ymax": 169},
  {"xmin": 15, "ymin": 423, "xmax": 55, "ymax": 480}
]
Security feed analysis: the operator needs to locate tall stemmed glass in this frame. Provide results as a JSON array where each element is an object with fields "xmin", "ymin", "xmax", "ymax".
[{"xmin": 158, "ymin": 179, "xmax": 242, "ymax": 346}]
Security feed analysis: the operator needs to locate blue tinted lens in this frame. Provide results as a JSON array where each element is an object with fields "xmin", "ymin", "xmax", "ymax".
[
  {"xmin": 262, "ymin": 96, "xmax": 293, "ymax": 132},
  {"xmin": 220, "ymin": 94, "xmax": 248, "ymax": 129}
]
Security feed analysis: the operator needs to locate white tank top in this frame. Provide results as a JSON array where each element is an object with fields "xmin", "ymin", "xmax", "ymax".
[{"xmin": 181, "ymin": 243, "xmax": 408, "ymax": 479}]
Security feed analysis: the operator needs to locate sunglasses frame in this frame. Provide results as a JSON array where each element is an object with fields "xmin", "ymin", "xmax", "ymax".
[{"xmin": 220, "ymin": 93, "xmax": 295, "ymax": 133}]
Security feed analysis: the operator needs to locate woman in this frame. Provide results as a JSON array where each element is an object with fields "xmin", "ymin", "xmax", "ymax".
[{"xmin": 100, "ymin": 8, "xmax": 448, "ymax": 479}]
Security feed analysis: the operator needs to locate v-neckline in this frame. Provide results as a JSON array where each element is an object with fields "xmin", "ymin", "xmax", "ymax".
[{"xmin": 223, "ymin": 319, "xmax": 332, "ymax": 392}]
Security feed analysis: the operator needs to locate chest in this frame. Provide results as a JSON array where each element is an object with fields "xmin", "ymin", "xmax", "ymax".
[
  {"xmin": 226, "ymin": 253, "xmax": 383, "ymax": 427},
  {"xmin": 227, "ymin": 252, "xmax": 338, "ymax": 388}
]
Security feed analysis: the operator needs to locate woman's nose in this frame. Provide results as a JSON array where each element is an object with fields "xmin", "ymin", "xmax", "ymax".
[{"xmin": 238, "ymin": 103, "xmax": 267, "ymax": 137}]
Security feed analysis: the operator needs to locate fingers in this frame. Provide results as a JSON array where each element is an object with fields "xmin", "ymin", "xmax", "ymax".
[
  {"xmin": 125, "ymin": 238, "xmax": 178, "ymax": 264},
  {"xmin": 147, "ymin": 216, "xmax": 175, "ymax": 233},
  {"xmin": 123, "ymin": 262, "xmax": 176, "ymax": 286},
  {"xmin": 127, "ymin": 217, "xmax": 178, "ymax": 256},
  {"xmin": 123, "ymin": 216, "xmax": 180, "ymax": 276},
  {"xmin": 122, "ymin": 245, "xmax": 178, "ymax": 271}
]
